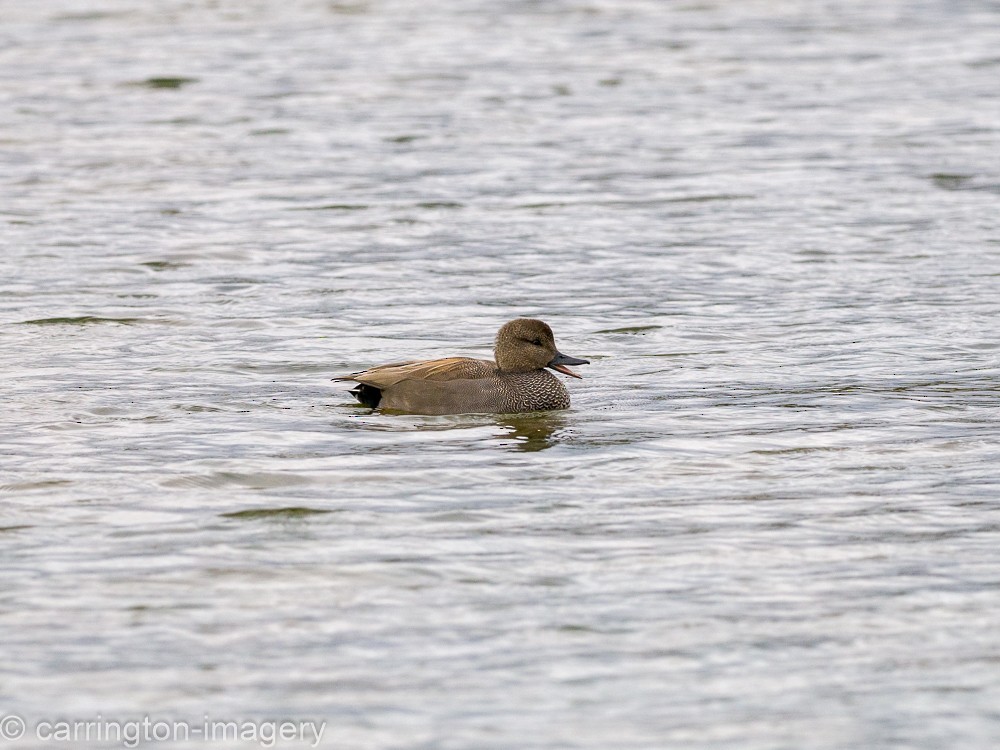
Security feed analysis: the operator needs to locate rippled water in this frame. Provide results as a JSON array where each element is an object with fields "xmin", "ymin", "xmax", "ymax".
[{"xmin": 3, "ymin": 0, "xmax": 1000, "ymax": 747}]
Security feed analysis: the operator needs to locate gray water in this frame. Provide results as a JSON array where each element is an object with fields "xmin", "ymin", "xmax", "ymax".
[{"xmin": 3, "ymin": 0, "xmax": 1000, "ymax": 748}]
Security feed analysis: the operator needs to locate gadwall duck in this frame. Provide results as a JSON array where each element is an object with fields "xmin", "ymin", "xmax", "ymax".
[{"xmin": 335, "ymin": 318, "xmax": 589, "ymax": 415}]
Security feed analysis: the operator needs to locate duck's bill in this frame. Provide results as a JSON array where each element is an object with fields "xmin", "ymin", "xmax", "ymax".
[{"xmin": 548, "ymin": 352, "xmax": 590, "ymax": 379}]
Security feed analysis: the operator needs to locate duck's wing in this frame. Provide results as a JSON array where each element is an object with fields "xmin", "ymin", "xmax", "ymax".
[
  {"xmin": 332, "ymin": 360, "xmax": 418, "ymax": 379},
  {"xmin": 334, "ymin": 357, "xmax": 496, "ymax": 388}
]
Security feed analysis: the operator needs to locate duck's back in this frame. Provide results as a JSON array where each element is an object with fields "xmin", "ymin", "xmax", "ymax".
[{"xmin": 342, "ymin": 357, "xmax": 495, "ymax": 387}]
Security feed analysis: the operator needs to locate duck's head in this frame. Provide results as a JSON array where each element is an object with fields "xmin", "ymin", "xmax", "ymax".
[{"xmin": 494, "ymin": 318, "xmax": 589, "ymax": 377}]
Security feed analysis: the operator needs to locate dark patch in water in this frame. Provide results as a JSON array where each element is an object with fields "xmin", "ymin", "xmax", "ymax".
[
  {"xmin": 128, "ymin": 77, "xmax": 198, "ymax": 90},
  {"xmin": 930, "ymin": 173, "xmax": 1000, "ymax": 194},
  {"xmin": 328, "ymin": 2, "xmax": 369, "ymax": 13},
  {"xmin": 597, "ymin": 325, "xmax": 662, "ymax": 334},
  {"xmin": 518, "ymin": 194, "xmax": 748, "ymax": 209},
  {"xmin": 966, "ymin": 57, "xmax": 1000, "ymax": 69},
  {"xmin": 930, "ymin": 173, "xmax": 973, "ymax": 190},
  {"xmin": 220, "ymin": 507, "xmax": 333, "ymax": 520},
  {"xmin": 21, "ymin": 316, "xmax": 141, "ymax": 325},
  {"xmin": 141, "ymin": 260, "xmax": 187, "ymax": 270},
  {"xmin": 54, "ymin": 11, "xmax": 131, "ymax": 21},
  {"xmin": 296, "ymin": 204, "xmax": 369, "ymax": 211}
]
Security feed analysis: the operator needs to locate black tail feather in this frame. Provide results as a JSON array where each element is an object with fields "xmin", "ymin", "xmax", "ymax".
[{"xmin": 350, "ymin": 384, "xmax": 382, "ymax": 409}]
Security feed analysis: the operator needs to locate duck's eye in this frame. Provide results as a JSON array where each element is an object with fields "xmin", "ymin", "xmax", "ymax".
[{"xmin": 531, "ymin": 338, "xmax": 543, "ymax": 346}]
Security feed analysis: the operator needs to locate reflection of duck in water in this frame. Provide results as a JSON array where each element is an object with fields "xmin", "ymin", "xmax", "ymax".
[
  {"xmin": 335, "ymin": 319, "xmax": 589, "ymax": 416},
  {"xmin": 497, "ymin": 412, "xmax": 567, "ymax": 452}
]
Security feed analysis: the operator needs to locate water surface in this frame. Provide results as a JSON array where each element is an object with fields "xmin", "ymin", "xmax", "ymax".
[{"xmin": 3, "ymin": 1, "xmax": 1000, "ymax": 748}]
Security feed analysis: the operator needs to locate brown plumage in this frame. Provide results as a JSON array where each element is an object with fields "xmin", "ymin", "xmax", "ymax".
[{"xmin": 334, "ymin": 318, "xmax": 589, "ymax": 415}]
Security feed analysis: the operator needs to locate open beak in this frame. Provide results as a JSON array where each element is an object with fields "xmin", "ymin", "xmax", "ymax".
[{"xmin": 547, "ymin": 351, "xmax": 590, "ymax": 379}]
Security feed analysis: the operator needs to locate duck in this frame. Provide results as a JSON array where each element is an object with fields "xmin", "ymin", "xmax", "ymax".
[{"xmin": 334, "ymin": 318, "xmax": 589, "ymax": 415}]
